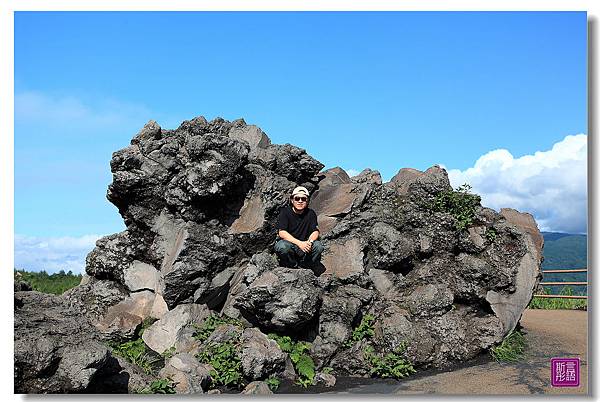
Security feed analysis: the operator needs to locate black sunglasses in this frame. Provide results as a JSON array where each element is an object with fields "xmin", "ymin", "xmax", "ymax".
[{"xmin": 293, "ymin": 196, "xmax": 308, "ymax": 202}]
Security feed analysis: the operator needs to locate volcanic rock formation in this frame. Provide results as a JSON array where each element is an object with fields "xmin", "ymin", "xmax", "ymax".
[{"xmin": 14, "ymin": 116, "xmax": 543, "ymax": 393}]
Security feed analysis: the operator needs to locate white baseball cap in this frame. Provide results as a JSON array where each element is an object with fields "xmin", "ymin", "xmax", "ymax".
[{"xmin": 291, "ymin": 186, "xmax": 310, "ymax": 197}]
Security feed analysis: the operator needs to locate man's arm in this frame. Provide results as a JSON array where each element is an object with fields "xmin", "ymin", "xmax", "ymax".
[
  {"xmin": 279, "ymin": 230, "xmax": 313, "ymax": 253},
  {"xmin": 307, "ymin": 230, "xmax": 319, "ymax": 243},
  {"xmin": 278, "ymin": 229, "xmax": 301, "ymax": 246}
]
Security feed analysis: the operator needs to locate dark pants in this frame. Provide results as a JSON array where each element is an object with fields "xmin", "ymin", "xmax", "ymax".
[{"xmin": 274, "ymin": 240, "xmax": 324, "ymax": 269}]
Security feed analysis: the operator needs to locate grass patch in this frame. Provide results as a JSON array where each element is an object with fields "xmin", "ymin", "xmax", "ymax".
[
  {"xmin": 528, "ymin": 286, "xmax": 587, "ymax": 310},
  {"xmin": 490, "ymin": 329, "xmax": 526, "ymax": 363}
]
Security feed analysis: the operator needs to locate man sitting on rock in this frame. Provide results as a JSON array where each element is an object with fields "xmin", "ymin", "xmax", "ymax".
[{"xmin": 274, "ymin": 186, "xmax": 324, "ymax": 271}]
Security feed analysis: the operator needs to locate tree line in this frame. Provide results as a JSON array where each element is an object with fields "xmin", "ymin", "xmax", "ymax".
[{"xmin": 14, "ymin": 269, "xmax": 82, "ymax": 295}]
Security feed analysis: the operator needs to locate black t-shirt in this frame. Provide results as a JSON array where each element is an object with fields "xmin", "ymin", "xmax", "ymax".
[{"xmin": 276, "ymin": 205, "xmax": 319, "ymax": 241}]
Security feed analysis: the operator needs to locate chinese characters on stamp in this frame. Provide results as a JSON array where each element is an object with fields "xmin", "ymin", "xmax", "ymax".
[{"xmin": 551, "ymin": 358, "xmax": 580, "ymax": 387}]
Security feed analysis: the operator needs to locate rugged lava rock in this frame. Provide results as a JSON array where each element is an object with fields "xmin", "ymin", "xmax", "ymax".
[{"xmin": 14, "ymin": 116, "xmax": 543, "ymax": 393}]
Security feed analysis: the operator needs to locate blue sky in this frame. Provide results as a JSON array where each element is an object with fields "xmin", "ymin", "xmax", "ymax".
[{"xmin": 14, "ymin": 11, "xmax": 587, "ymax": 272}]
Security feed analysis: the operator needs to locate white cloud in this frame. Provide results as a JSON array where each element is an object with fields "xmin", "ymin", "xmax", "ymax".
[
  {"xmin": 446, "ymin": 134, "xmax": 587, "ymax": 234},
  {"xmin": 14, "ymin": 234, "xmax": 102, "ymax": 274},
  {"xmin": 15, "ymin": 90, "xmax": 152, "ymax": 128}
]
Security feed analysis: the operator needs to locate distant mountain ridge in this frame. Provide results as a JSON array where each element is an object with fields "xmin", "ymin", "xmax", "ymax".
[
  {"xmin": 541, "ymin": 232, "xmax": 587, "ymax": 269},
  {"xmin": 541, "ymin": 232, "xmax": 587, "ymax": 295}
]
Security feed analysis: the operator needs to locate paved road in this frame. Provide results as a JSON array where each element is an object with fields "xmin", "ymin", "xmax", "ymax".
[{"xmin": 331, "ymin": 309, "xmax": 588, "ymax": 395}]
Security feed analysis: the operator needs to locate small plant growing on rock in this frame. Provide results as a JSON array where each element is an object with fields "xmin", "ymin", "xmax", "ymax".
[
  {"xmin": 344, "ymin": 314, "xmax": 375, "ymax": 348},
  {"xmin": 265, "ymin": 376, "xmax": 281, "ymax": 391},
  {"xmin": 268, "ymin": 333, "xmax": 294, "ymax": 352},
  {"xmin": 490, "ymin": 329, "xmax": 526, "ymax": 363},
  {"xmin": 108, "ymin": 320, "xmax": 161, "ymax": 375},
  {"xmin": 192, "ymin": 314, "xmax": 243, "ymax": 342},
  {"xmin": 192, "ymin": 313, "xmax": 245, "ymax": 389},
  {"xmin": 485, "ymin": 227, "xmax": 497, "ymax": 242},
  {"xmin": 138, "ymin": 377, "xmax": 177, "ymax": 394},
  {"xmin": 268, "ymin": 333, "xmax": 316, "ymax": 388},
  {"xmin": 161, "ymin": 345, "xmax": 177, "ymax": 359},
  {"xmin": 431, "ymin": 183, "xmax": 481, "ymax": 231},
  {"xmin": 109, "ymin": 338, "xmax": 160, "ymax": 375},
  {"xmin": 198, "ymin": 339, "xmax": 243, "ymax": 387},
  {"xmin": 321, "ymin": 367, "xmax": 334, "ymax": 374},
  {"xmin": 364, "ymin": 342, "xmax": 416, "ymax": 379}
]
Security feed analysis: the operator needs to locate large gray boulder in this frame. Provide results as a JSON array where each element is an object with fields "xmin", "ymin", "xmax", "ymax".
[
  {"xmin": 159, "ymin": 353, "xmax": 212, "ymax": 394},
  {"xmin": 14, "ymin": 291, "xmax": 119, "ymax": 393},
  {"xmin": 240, "ymin": 328, "xmax": 287, "ymax": 380},
  {"xmin": 142, "ymin": 304, "xmax": 211, "ymax": 354},
  {"xmin": 15, "ymin": 116, "xmax": 544, "ymax": 393},
  {"xmin": 234, "ymin": 267, "xmax": 322, "ymax": 331}
]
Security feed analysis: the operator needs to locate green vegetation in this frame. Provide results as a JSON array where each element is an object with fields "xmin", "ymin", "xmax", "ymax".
[
  {"xmin": 138, "ymin": 378, "xmax": 177, "ymax": 394},
  {"xmin": 108, "ymin": 318, "xmax": 159, "ymax": 375},
  {"xmin": 265, "ymin": 376, "xmax": 281, "ymax": 391},
  {"xmin": 364, "ymin": 342, "xmax": 416, "ymax": 379},
  {"xmin": 198, "ymin": 339, "xmax": 243, "ymax": 387},
  {"xmin": 109, "ymin": 337, "xmax": 160, "ymax": 375},
  {"xmin": 268, "ymin": 333, "xmax": 316, "ymax": 388},
  {"xmin": 192, "ymin": 314, "xmax": 243, "ymax": 342},
  {"xmin": 431, "ymin": 184, "xmax": 481, "ymax": 231},
  {"xmin": 490, "ymin": 329, "xmax": 526, "ymax": 363},
  {"xmin": 161, "ymin": 345, "xmax": 177, "ymax": 359},
  {"xmin": 344, "ymin": 314, "xmax": 375, "ymax": 348},
  {"xmin": 321, "ymin": 367, "xmax": 334, "ymax": 374},
  {"xmin": 342, "ymin": 313, "xmax": 416, "ymax": 380},
  {"xmin": 528, "ymin": 286, "xmax": 587, "ymax": 310},
  {"xmin": 14, "ymin": 269, "xmax": 82, "ymax": 295},
  {"xmin": 193, "ymin": 314, "xmax": 245, "ymax": 389},
  {"xmin": 485, "ymin": 227, "xmax": 497, "ymax": 242}
]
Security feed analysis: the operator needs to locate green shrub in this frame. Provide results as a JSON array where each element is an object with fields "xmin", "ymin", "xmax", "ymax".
[
  {"xmin": 161, "ymin": 345, "xmax": 177, "ymax": 359},
  {"xmin": 364, "ymin": 342, "xmax": 416, "ymax": 379},
  {"xmin": 344, "ymin": 314, "xmax": 375, "ymax": 348},
  {"xmin": 108, "ymin": 338, "xmax": 160, "ymax": 375},
  {"xmin": 485, "ymin": 228, "xmax": 497, "ymax": 242},
  {"xmin": 268, "ymin": 333, "xmax": 316, "ymax": 388},
  {"xmin": 265, "ymin": 376, "xmax": 281, "ymax": 391},
  {"xmin": 430, "ymin": 184, "xmax": 481, "ymax": 231},
  {"xmin": 14, "ymin": 269, "xmax": 82, "ymax": 295},
  {"xmin": 107, "ymin": 318, "xmax": 160, "ymax": 375},
  {"xmin": 197, "ymin": 340, "xmax": 243, "ymax": 387},
  {"xmin": 192, "ymin": 314, "xmax": 245, "ymax": 389},
  {"xmin": 138, "ymin": 378, "xmax": 177, "ymax": 394},
  {"xmin": 192, "ymin": 314, "xmax": 243, "ymax": 342},
  {"xmin": 268, "ymin": 333, "xmax": 294, "ymax": 352},
  {"xmin": 490, "ymin": 329, "xmax": 526, "ymax": 363},
  {"xmin": 321, "ymin": 367, "xmax": 334, "ymax": 374}
]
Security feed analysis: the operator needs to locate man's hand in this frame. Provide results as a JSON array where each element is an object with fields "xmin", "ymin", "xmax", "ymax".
[{"xmin": 298, "ymin": 240, "xmax": 312, "ymax": 253}]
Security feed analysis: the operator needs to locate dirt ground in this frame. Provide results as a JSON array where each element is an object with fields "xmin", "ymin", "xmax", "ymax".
[{"xmin": 327, "ymin": 309, "xmax": 588, "ymax": 395}]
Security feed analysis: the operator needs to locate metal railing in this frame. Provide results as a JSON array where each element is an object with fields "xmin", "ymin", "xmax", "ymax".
[{"xmin": 532, "ymin": 268, "xmax": 588, "ymax": 299}]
